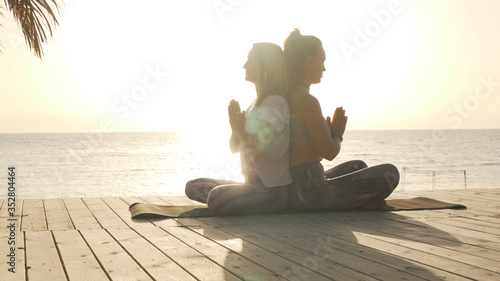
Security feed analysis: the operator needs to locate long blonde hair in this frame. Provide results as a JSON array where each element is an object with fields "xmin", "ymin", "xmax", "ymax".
[{"xmin": 249, "ymin": 43, "xmax": 287, "ymax": 108}]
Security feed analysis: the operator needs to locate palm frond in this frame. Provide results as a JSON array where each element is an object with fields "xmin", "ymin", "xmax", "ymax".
[
  {"xmin": 4, "ymin": 0, "xmax": 60, "ymax": 58},
  {"xmin": 0, "ymin": 4, "xmax": 5, "ymax": 53}
]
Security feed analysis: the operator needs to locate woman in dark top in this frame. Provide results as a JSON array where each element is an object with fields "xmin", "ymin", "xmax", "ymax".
[{"xmin": 284, "ymin": 29, "xmax": 400, "ymax": 210}]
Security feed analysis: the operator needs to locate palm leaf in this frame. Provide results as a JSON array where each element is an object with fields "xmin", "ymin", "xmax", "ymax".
[
  {"xmin": 0, "ymin": 5, "xmax": 4, "ymax": 52},
  {"xmin": 3, "ymin": 0, "xmax": 60, "ymax": 58}
]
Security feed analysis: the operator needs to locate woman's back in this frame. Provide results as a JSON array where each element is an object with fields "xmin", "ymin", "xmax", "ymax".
[{"xmin": 246, "ymin": 94, "xmax": 292, "ymax": 187}]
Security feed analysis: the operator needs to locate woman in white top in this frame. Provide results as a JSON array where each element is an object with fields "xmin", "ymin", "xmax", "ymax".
[{"xmin": 185, "ymin": 42, "xmax": 292, "ymax": 214}]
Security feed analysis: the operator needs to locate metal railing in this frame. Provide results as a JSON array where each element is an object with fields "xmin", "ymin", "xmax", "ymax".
[{"xmin": 400, "ymin": 168, "xmax": 467, "ymax": 191}]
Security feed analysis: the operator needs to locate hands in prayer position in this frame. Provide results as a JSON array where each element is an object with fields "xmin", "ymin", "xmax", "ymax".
[
  {"xmin": 228, "ymin": 99, "xmax": 245, "ymax": 135},
  {"xmin": 326, "ymin": 106, "xmax": 347, "ymax": 141}
]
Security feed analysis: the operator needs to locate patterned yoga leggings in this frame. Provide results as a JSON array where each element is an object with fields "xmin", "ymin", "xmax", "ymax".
[
  {"xmin": 288, "ymin": 160, "xmax": 400, "ymax": 210},
  {"xmin": 186, "ymin": 160, "xmax": 400, "ymax": 214},
  {"xmin": 185, "ymin": 177, "xmax": 289, "ymax": 215}
]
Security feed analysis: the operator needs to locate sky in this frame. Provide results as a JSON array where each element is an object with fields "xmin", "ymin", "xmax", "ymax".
[{"xmin": 0, "ymin": 0, "xmax": 499, "ymax": 133}]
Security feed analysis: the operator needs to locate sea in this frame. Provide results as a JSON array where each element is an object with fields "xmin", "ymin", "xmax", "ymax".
[{"xmin": 1, "ymin": 130, "xmax": 499, "ymax": 199}]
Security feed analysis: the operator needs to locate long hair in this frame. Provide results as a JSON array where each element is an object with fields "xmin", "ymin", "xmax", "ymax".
[
  {"xmin": 249, "ymin": 42, "xmax": 287, "ymax": 108},
  {"xmin": 283, "ymin": 29, "xmax": 323, "ymax": 90}
]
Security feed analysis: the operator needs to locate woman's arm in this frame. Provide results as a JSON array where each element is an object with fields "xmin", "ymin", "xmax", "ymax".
[
  {"xmin": 229, "ymin": 133, "xmax": 240, "ymax": 153},
  {"xmin": 232, "ymin": 114, "xmax": 278, "ymax": 159},
  {"xmin": 245, "ymin": 95, "xmax": 289, "ymax": 158},
  {"xmin": 228, "ymin": 97, "xmax": 283, "ymax": 158},
  {"xmin": 301, "ymin": 95, "xmax": 344, "ymax": 161}
]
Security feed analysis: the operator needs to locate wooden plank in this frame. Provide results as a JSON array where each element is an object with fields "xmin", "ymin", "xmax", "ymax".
[
  {"xmin": 120, "ymin": 196, "xmax": 146, "ymax": 206},
  {"xmin": 133, "ymin": 225, "xmax": 239, "ymax": 281},
  {"xmin": 334, "ymin": 213, "xmax": 500, "ymax": 271},
  {"xmin": 63, "ymin": 198, "xmax": 101, "ymax": 230},
  {"xmin": 247, "ymin": 213, "xmax": 482, "ymax": 281},
  {"xmin": 407, "ymin": 206, "xmax": 500, "ymax": 226},
  {"xmin": 195, "ymin": 217, "xmax": 385, "ymax": 281},
  {"xmin": 399, "ymin": 218, "xmax": 500, "ymax": 253},
  {"xmin": 393, "ymin": 217, "xmax": 500, "ymax": 249},
  {"xmin": 469, "ymin": 189, "xmax": 500, "ymax": 199},
  {"xmin": 52, "ymin": 230, "xmax": 109, "ymax": 281},
  {"xmin": 337, "ymin": 212, "xmax": 500, "ymax": 262},
  {"xmin": 358, "ymin": 210, "xmax": 500, "ymax": 248},
  {"xmin": 139, "ymin": 196, "xmax": 174, "ymax": 205},
  {"xmin": 139, "ymin": 190, "xmax": 498, "ymax": 278},
  {"xmin": 426, "ymin": 189, "xmax": 500, "ymax": 207},
  {"xmin": 106, "ymin": 227, "xmax": 196, "ymax": 281},
  {"xmin": 21, "ymin": 199, "xmax": 47, "ymax": 231},
  {"xmin": 441, "ymin": 215, "xmax": 500, "ymax": 230},
  {"xmin": 389, "ymin": 206, "xmax": 500, "ymax": 225},
  {"xmin": 153, "ymin": 219, "xmax": 283, "ymax": 280},
  {"xmin": 400, "ymin": 188, "xmax": 497, "ymax": 199},
  {"xmin": 44, "ymin": 199, "xmax": 74, "ymax": 231},
  {"xmin": 158, "ymin": 195, "xmax": 199, "ymax": 206},
  {"xmin": 451, "ymin": 207, "xmax": 500, "ymax": 218},
  {"xmin": 7, "ymin": 190, "xmax": 500, "ymax": 281},
  {"xmin": 79, "ymin": 228, "xmax": 151, "ymax": 281},
  {"xmin": 430, "ymin": 189, "xmax": 500, "ymax": 202},
  {"xmin": 81, "ymin": 198, "xmax": 128, "ymax": 229},
  {"xmin": 283, "ymin": 212, "xmax": 500, "ymax": 280},
  {"xmin": 221, "ymin": 215, "xmax": 465, "ymax": 281},
  {"xmin": 120, "ymin": 196, "xmax": 148, "ymax": 206},
  {"xmin": 429, "ymin": 216, "xmax": 500, "ymax": 234},
  {"xmin": 352, "ymin": 231, "xmax": 500, "ymax": 280},
  {"xmin": 175, "ymin": 217, "xmax": 333, "ymax": 281},
  {"xmin": 24, "ymin": 231, "xmax": 66, "ymax": 281}
]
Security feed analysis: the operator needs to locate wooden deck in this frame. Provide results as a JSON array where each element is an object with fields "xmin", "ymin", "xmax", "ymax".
[{"xmin": 1, "ymin": 188, "xmax": 499, "ymax": 281}]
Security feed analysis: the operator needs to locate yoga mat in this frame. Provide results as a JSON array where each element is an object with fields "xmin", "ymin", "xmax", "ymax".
[{"xmin": 129, "ymin": 197, "xmax": 466, "ymax": 219}]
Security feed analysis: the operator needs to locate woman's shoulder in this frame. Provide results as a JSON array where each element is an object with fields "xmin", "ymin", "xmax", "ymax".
[
  {"xmin": 261, "ymin": 94, "xmax": 289, "ymax": 108},
  {"xmin": 290, "ymin": 90, "xmax": 320, "ymax": 109}
]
